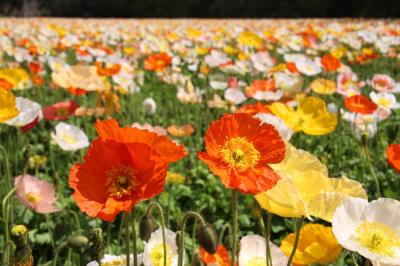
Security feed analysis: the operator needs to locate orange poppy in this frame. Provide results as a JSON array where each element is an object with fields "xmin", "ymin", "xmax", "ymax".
[
  {"xmin": 198, "ymin": 113, "xmax": 285, "ymax": 194},
  {"xmin": 200, "ymin": 245, "xmax": 232, "ymax": 266},
  {"xmin": 69, "ymin": 138, "xmax": 168, "ymax": 221},
  {"xmin": 344, "ymin": 95, "xmax": 378, "ymax": 114},
  {"xmin": 387, "ymin": 144, "xmax": 400, "ymax": 173},
  {"xmin": 32, "ymin": 75, "xmax": 44, "ymax": 86},
  {"xmin": 236, "ymin": 102, "xmax": 271, "ymax": 115},
  {"xmin": 68, "ymin": 87, "xmax": 88, "ymax": 96},
  {"xmin": 28, "ymin": 62, "xmax": 41, "ymax": 75},
  {"xmin": 144, "ymin": 52, "xmax": 172, "ymax": 71},
  {"xmin": 321, "ymin": 54, "xmax": 341, "ymax": 71},
  {"xmin": 95, "ymin": 119, "xmax": 186, "ymax": 164},
  {"xmin": 286, "ymin": 62, "xmax": 299, "ymax": 74},
  {"xmin": 245, "ymin": 79, "xmax": 276, "ymax": 98},
  {"xmin": 167, "ymin": 124, "xmax": 195, "ymax": 137},
  {"xmin": 96, "ymin": 61, "xmax": 121, "ymax": 76}
]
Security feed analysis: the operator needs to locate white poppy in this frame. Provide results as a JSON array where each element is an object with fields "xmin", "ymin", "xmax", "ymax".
[
  {"xmin": 143, "ymin": 98, "xmax": 157, "ymax": 115},
  {"xmin": 370, "ymin": 91, "xmax": 400, "ymax": 110},
  {"xmin": 295, "ymin": 59, "xmax": 322, "ymax": 76},
  {"xmin": 239, "ymin": 235, "xmax": 288, "ymax": 266},
  {"xmin": 333, "ymin": 197, "xmax": 400, "ymax": 266},
  {"xmin": 250, "ymin": 51, "xmax": 275, "ymax": 72},
  {"xmin": 224, "ymin": 88, "xmax": 246, "ymax": 105},
  {"xmin": 143, "ymin": 229, "xmax": 179, "ymax": 266},
  {"xmin": 209, "ymin": 74, "xmax": 228, "ymax": 90},
  {"xmin": 51, "ymin": 123, "xmax": 89, "ymax": 151},
  {"xmin": 86, "ymin": 253, "xmax": 143, "ymax": 266},
  {"xmin": 273, "ymin": 72, "xmax": 303, "ymax": 95},
  {"xmin": 255, "ymin": 113, "xmax": 293, "ymax": 141},
  {"xmin": 4, "ymin": 97, "xmax": 41, "ymax": 127},
  {"xmin": 253, "ymin": 90, "xmax": 283, "ymax": 102}
]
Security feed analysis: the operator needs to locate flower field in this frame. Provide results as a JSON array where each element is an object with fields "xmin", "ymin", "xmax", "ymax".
[{"xmin": 1, "ymin": 18, "xmax": 400, "ymax": 266}]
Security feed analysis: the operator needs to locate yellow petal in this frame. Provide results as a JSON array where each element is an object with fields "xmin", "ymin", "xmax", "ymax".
[
  {"xmin": 255, "ymin": 174, "xmax": 305, "ymax": 218},
  {"xmin": 0, "ymin": 89, "xmax": 20, "ymax": 122},
  {"xmin": 291, "ymin": 169, "xmax": 331, "ymax": 202},
  {"xmin": 310, "ymin": 78, "xmax": 336, "ymax": 95},
  {"xmin": 302, "ymin": 112, "xmax": 338, "ymax": 135},
  {"xmin": 298, "ymin": 96, "xmax": 327, "ymax": 118},
  {"xmin": 269, "ymin": 102, "xmax": 302, "ymax": 132}
]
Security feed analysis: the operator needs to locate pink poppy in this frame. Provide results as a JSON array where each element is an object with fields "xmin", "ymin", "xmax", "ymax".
[
  {"xmin": 43, "ymin": 100, "xmax": 78, "ymax": 121},
  {"xmin": 14, "ymin": 175, "xmax": 59, "ymax": 213},
  {"xmin": 371, "ymin": 74, "xmax": 399, "ymax": 93}
]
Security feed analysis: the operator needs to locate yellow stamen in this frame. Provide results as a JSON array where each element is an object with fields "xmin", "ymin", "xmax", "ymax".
[
  {"xmin": 25, "ymin": 193, "xmax": 41, "ymax": 204},
  {"xmin": 245, "ymin": 257, "xmax": 265, "ymax": 266},
  {"xmin": 60, "ymin": 133, "xmax": 77, "ymax": 144},
  {"xmin": 150, "ymin": 243, "xmax": 172, "ymax": 266},
  {"xmin": 220, "ymin": 137, "xmax": 260, "ymax": 172},
  {"xmin": 354, "ymin": 221, "xmax": 400, "ymax": 257},
  {"xmin": 106, "ymin": 165, "xmax": 136, "ymax": 198}
]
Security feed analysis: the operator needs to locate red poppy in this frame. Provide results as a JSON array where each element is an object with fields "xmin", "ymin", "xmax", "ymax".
[
  {"xmin": 95, "ymin": 61, "xmax": 121, "ymax": 77},
  {"xmin": 321, "ymin": 54, "xmax": 341, "ymax": 71},
  {"xmin": 32, "ymin": 75, "xmax": 44, "ymax": 86},
  {"xmin": 200, "ymin": 245, "xmax": 232, "ymax": 266},
  {"xmin": 144, "ymin": 53, "xmax": 172, "ymax": 71},
  {"xmin": 387, "ymin": 144, "xmax": 400, "ymax": 173},
  {"xmin": 20, "ymin": 117, "xmax": 39, "ymax": 133},
  {"xmin": 69, "ymin": 138, "xmax": 168, "ymax": 221},
  {"xmin": 236, "ymin": 102, "xmax": 271, "ymax": 116},
  {"xmin": 344, "ymin": 95, "xmax": 378, "ymax": 114},
  {"xmin": 286, "ymin": 62, "xmax": 299, "ymax": 74},
  {"xmin": 28, "ymin": 62, "xmax": 41, "ymax": 75},
  {"xmin": 245, "ymin": 79, "xmax": 276, "ymax": 98},
  {"xmin": 43, "ymin": 100, "xmax": 79, "ymax": 121},
  {"xmin": 198, "ymin": 113, "xmax": 285, "ymax": 194},
  {"xmin": 95, "ymin": 119, "xmax": 186, "ymax": 164}
]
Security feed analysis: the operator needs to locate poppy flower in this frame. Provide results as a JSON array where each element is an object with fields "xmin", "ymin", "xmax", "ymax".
[
  {"xmin": 310, "ymin": 78, "xmax": 336, "ymax": 95},
  {"xmin": 200, "ymin": 245, "xmax": 231, "ymax": 266},
  {"xmin": 69, "ymin": 137, "xmax": 168, "ymax": 221},
  {"xmin": 14, "ymin": 175, "xmax": 59, "ymax": 214},
  {"xmin": 167, "ymin": 124, "xmax": 195, "ymax": 137},
  {"xmin": 344, "ymin": 95, "xmax": 378, "ymax": 115},
  {"xmin": 28, "ymin": 62, "xmax": 41, "ymax": 75},
  {"xmin": 0, "ymin": 89, "xmax": 20, "ymax": 122},
  {"xmin": 95, "ymin": 61, "xmax": 121, "ymax": 77},
  {"xmin": 280, "ymin": 224, "xmax": 342, "ymax": 265},
  {"xmin": 321, "ymin": 54, "xmax": 341, "ymax": 71},
  {"xmin": 269, "ymin": 96, "xmax": 338, "ymax": 135},
  {"xmin": 144, "ymin": 53, "xmax": 172, "ymax": 72},
  {"xmin": 43, "ymin": 100, "xmax": 79, "ymax": 121},
  {"xmin": 0, "ymin": 78, "xmax": 13, "ymax": 90},
  {"xmin": 236, "ymin": 102, "xmax": 271, "ymax": 116},
  {"xmin": 4, "ymin": 97, "xmax": 41, "ymax": 127},
  {"xmin": 198, "ymin": 113, "xmax": 285, "ymax": 194},
  {"xmin": 387, "ymin": 144, "xmax": 400, "ymax": 173},
  {"xmin": 143, "ymin": 229, "xmax": 178, "ymax": 266},
  {"xmin": 51, "ymin": 122, "xmax": 89, "ymax": 151},
  {"xmin": 95, "ymin": 119, "xmax": 186, "ymax": 164}
]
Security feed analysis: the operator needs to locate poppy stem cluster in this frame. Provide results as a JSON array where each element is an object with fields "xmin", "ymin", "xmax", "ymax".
[{"xmin": 286, "ymin": 216, "xmax": 305, "ymax": 266}]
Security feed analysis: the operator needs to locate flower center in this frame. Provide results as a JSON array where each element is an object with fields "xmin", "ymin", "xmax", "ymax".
[
  {"xmin": 60, "ymin": 133, "xmax": 77, "ymax": 144},
  {"xmin": 102, "ymin": 258, "xmax": 125, "ymax": 266},
  {"xmin": 377, "ymin": 98, "xmax": 391, "ymax": 107},
  {"xmin": 106, "ymin": 165, "xmax": 136, "ymax": 198},
  {"xmin": 220, "ymin": 137, "xmax": 260, "ymax": 172},
  {"xmin": 25, "ymin": 193, "xmax": 41, "ymax": 204},
  {"xmin": 354, "ymin": 221, "xmax": 400, "ymax": 257},
  {"xmin": 150, "ymin": 243, "xmax": 172, "ymax": 266},
  {"xmin": 245, "ymin": 257, "xmax": 265, "ymax": 266}
]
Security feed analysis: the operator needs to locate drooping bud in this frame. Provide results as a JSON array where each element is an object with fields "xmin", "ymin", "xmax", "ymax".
[
  {"xmin": 191, "ymin": 252, "xmax": 202, "ymax": 266},
  {"xmin": 67, "ymin": 234, "xmax": 89, "ymax": 250},
  {"xmin": 175, "ymin": 230, "xmax": 182, "ymax": 251},
  {"xmin": 196, "ymin": 223, "xmax": 217, "ymax": 254},
  {"xmin": 11, "ymin": 225, "xmax": 33, "ymax": 266},
  {"xmin": 89, "ymin": 228, "xmax": 104, "ymax": 264},
  {"xmin": 139, "ymin": 214, "xmax": 158, "ymax": 242}
]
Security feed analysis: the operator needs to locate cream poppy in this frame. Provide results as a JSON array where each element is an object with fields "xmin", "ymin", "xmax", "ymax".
[
  {"xmin": 51, "ymin": 122, "xmax": 89, "ymax": 151},
  {"xmin": 4, "ymin": 97, "xmax": 41, "ymax": 127},
  {"xmin": 143, "ymin": 229, "xmax": 179, "ymax": 266}
]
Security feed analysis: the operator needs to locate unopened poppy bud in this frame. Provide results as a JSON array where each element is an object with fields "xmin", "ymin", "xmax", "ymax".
[
  {"xmin": 68, "ymin": 234, "xmax": 89, "ymax": 249},
  {"xmin": 90, "ymin": 228, "xmax": 104, "ymax": 263},
  {"xmin": 196, "ymin": 223, "xmax": 217, "ymax": 254},
  {"xmin": 11, "ymin": 225, "xmax": 33, "ymax": 266},
  {"xmin": 139, "ymin": 214, "xmax": 158, "ymax": 242},
  {"xmin": 175, "ymin": 230, "xmax": 182, "ymax": 251},
  {"xmin": 361, "ymin": 132, "xmax": 369, "ymax": 146}
]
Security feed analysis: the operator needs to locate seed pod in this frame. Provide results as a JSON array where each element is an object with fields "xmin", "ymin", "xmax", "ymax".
[
  {"xmin": 68, "ymin": 234, "xmax": 89, "ymax": 249},
  {"xmin": 139, "ymin": 214, "xmax": 158, "ymax": 242},
  {"xmin": 196, "ymin": 223, "xmax": 217, "ymax": 254}
]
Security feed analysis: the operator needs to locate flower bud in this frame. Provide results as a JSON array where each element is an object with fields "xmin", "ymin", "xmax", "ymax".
[
  {"xmin": 139, "ymin": 214, "xmax": 158, "ymax": 242},
  {"xmin": 68, "ymin": 234, "xmax": 89, "ymax": 249},
  {"xmin": 90, "ymin": 228, "xmax": 104, "ymax": 264},
  {"xmin": 191, "ymin": 252, "xmax": 202, "ymax": 266},
  {"xmin": 11, "ymin": 225, "xmax": 33, "ymax": 266},
  {"xmin": 196, "ymin": 223, "xmax": 217, "ymax": 254}
]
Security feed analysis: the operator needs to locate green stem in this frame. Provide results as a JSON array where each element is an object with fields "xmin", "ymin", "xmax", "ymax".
[
  {"xmin": 362, "ymin": 145, "xmax": 381, "ymax": 198},
  {"xmin": 264, "ymin": 213, "xmax": 272, "ymax": 266},
  {"xmin": 218, "ymin": 224, "xmax": 232, "ymax": 245},
  {"xmin": 177, "ymin": 211, "xmax": 207, "ymax": 266},
  {"xmin": 231, "ymin": 190, "xmax": 238, "ymax": 266},
  {"xmin": 131, "ymin": 207, "xmax": 138, "ymax": 266},
  {"xmin": 351, "ymin": 252, "xmax": 360, "ymax": 266},
  {"xmin": 2, "ymin": 186, "xmax": 16, "ymax": 265},
  {"xmin": 287, "ymin": 217, "xmax": 304, "ymax": 266},
  {"xmin": 165, "ymin": 184, "xmax": 172, "ymax": 228},
  {"xmin": 125, "ymin": 212, "xmax": 131, "ymax": 266},
  {"xmin": 52, "ymin": 241, "xmax": 68, "ymax": 266},
  {"xmin": 146, "ymin": 202, "xmax": 167, "ymax": 266}
]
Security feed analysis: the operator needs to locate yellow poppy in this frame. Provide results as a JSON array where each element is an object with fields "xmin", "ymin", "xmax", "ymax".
[
  {"xmin": 255, "ymin": 143, "xmax": 367, "ymax": 222},
  {"xmin": 0, "ymin": 68, "xmax": 30, "ymax": 90},
  {"xmin": 0, "ymin": 89, "xmax": 20, "ymax": 122},
  {"xmin": 269, "ymin": 96, "xmax": 337, "ymax": 135},
  {"xmin": 280, "ymin": 224, "xmax": 342, "ymax": 265},
  {"xmin": 237, "ymin": 31, "xmax": 263, "ymax": 48},
  {"xmin": 310, "ymin": 78, "xmax": 336, "ymax": 95}
]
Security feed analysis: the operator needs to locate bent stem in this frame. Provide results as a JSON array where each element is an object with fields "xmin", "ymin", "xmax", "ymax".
[
  {"xmin": 264, "ymin": 212, "xmax": 273, "ymax": 266},
  {"xmin": 146, "ymin": 202, "xmax": 167, "ymax": 266},
  {"xmin": 124, "ymin": 212, "xmax": 131, "ymax": 266},
  {"xmin": 177, "ymin": 211, "xmax": 207, "ymax": 266},
  {"xmin": 231, "ymin": 190, "xmax": 238, "ymax": 266},
  {"xmin": 287, "ymin": 216, "xmax": 304, "ymax": 266},
  {"xmin": 362, "ymin": 144, "xmax": 381, "ymax": 198},
  {"xmin": 2, "ymin": 186, "xmax": 16, "ymax": 265}
]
